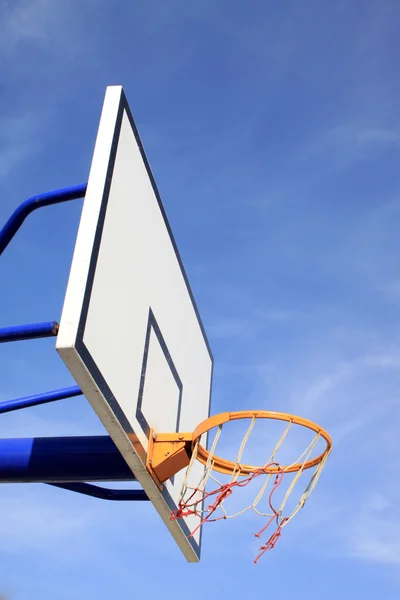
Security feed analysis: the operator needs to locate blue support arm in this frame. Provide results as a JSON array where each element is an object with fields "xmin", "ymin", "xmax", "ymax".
[
  {"xmin": 0, "ymin": 321, "xmax": 59, "ymax": 343},
  {"xmin": 0, "ymin": 436, "xmax": 149, "ymax": 501},
  {"xmin": 0, "ymin": 183, "xmax": 87, "ymax": 255},
  {"xmin": 0, "ymin": 436, "xmax": 135, "ymax": 483},
  {"xmin": 48, "ymin": 482, "xmax": 148, "ymax": 501},
  {"xmin": 0, "ymin": 183, "xmax": 149, "ymax": 501},
  {"xmin": 0, "ymin": 386, "xmax": 82, "ymax": 415}
]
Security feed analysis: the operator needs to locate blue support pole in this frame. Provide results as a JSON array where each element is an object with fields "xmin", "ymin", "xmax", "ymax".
[
  {"xmin": 0, "ymin": 183, "xmax": 149, "ymax": 501},
  {"xmin": 48, "ymin": 482, "xmax": 148, "ymax": 501},
  {"xmin": 0, "ymin": 321, "xmax": 59, "ymax": 343},
  {"xmin": 0, "ymin": 183, "xmax": 87, "ymax": 255},
  {"xmin": 0, "ymin": 436, "xmax": 135, "ymax": 483},
  {"xmin": 0, "ymin": 386, "xmax": 82, "ymax": 415},
  {"xmin": 0, "ymin": 183, "xmax": 149, "ymax": 500}
]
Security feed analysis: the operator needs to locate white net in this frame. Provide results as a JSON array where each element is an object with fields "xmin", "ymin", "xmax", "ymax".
[{"xmin": 170, "ymin": 415, "xmax": 331, "ymax": 563}]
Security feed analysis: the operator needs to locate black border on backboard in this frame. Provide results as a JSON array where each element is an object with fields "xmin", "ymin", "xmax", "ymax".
[
  {"xmin": 73, "ymin": 89, "xmax": 213, "ymax": 559},
  {"xmin": 136, "ymin": 308, "xmax": 183, "ymax": 439}
]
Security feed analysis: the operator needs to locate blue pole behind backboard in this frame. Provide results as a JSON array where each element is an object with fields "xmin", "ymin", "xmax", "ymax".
[
  {"xmin": 0, "ymin": 436, "xmax": 134, "ymax": 483},
  {"xmin": 0, "ymin": 321, "xmax": 59, "ymax": 343},
  {"xmin": 0, "ymin": 183, "xmax": 87, "ymax": 254},
  {"xmin": 0, "ymin": 386, "xmax": 82, "ymax": 414},
  {"xmin": 48, "ymin": 482, "xmax": 148, "ymax": 501},
  {"xmin": 0, "ymin": 184, "xmax": 149, "ymax": 501}
]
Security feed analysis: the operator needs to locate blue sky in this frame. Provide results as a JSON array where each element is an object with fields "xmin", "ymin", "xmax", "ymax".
[{"xmin": 1, "ymin": 0, "xmax": 400, "ymax": 597}]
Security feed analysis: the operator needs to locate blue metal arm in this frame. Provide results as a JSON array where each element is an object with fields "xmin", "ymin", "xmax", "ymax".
[
  {"xmin": 0, "ymin": 183, "xmax": 87, "ymax": 254},
  {"xmin": 0, "ymin": 436, "xmax": 135, "ymax": 483},
  {"xmin": 0, "ymin": 184, "xmax": 149, "ymax": 500},
  {"xmin": 0, "ymin": 436, "xmax": 149, "ymax": 501},
  {"xmin": 48, "ymin": 482, "xmax": 148, "ymax": 501},
  {"xmin": 0, "ymin": 385, "xmax": 82, "ymax": 414},
  {"xmin": 0, "ymin": 321, "xmax": 59, "ymax": 343}
]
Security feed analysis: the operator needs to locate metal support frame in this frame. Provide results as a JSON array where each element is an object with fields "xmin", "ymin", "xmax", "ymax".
[
  {"xmin": 0, "ymin": 185, "xmax": 149, "ymax": 502},
  {"xmin": 0, "ymin": 183, "xmax": 87, "ymax": 254}
]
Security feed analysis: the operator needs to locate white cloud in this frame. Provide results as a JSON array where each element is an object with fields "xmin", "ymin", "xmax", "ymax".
[
  {"xmin": 207, "ymin": 316, "xmax": 255, "ymax": 340},
  {"xmin": 0, "ymin": 110, "xmax": 50, "ymax": 182},
  {"xmin": 0, "ymin": 410, "xmax": 101, "ymax": 438},
  {"xmin": 292, "ymin": 121, "xmax": 400, "ymax": 177},
  {"xmin": 0, "ymin": 0, "xmax": 88, "ymax": 57},
  {"xmin": 379, "ymin": 280, "xmax": 400, "ymax": 302},
  {"xmin": 0, "ymin": 0, "xmax": 50, "ymax": 49},
  {"xmin": 300, "ymin": 364, "xmax": 352, "ymax": 415},
  {"xmin": 255, "ymin": 307, "xmax": 309, "ymax": 324},
  {"xmin": 348, "ymin": 492, "xmax": 400, "ymax": 564},
  {"xmin": 207, "ymin": 307, "xmax": 311, "ymax": 341},
  {"xmin": 0, "ymin": 488, "xmax": 90, "ymax": 554},
  {"xmin": 0, "ymin": 1, "xmax": 81, "ymax": 186},
  {"xmin": 357, "ymin": 127, "xmax": 400, "ymax": 146},
  {"xmin": 351, "ymin": 539, "xmax": 400, "ymax": 564}
]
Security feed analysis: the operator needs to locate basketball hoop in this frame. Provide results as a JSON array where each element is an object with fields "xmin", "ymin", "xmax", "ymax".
[{"xmin": 147, "ymin": 410, "xmax": 332, "ymax": 563}]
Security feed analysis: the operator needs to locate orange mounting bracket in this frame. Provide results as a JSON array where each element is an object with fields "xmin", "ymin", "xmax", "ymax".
[{"xmin": 146, "ymin": 431, "xmax": 193, "ymax": 489}]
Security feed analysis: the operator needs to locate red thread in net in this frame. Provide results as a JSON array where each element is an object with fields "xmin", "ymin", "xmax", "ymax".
[
  {"xmin": 170, "ymin": 462, "xmax": 287, "ymax": 551},
  {"xmin": 253, "ymin": 466, "xmax": 288, "ymax": 564}
]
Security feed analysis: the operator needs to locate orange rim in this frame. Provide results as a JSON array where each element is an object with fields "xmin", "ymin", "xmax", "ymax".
[{"xmin": 192, "ymin": 410, "xmax": 332, "ymax": 475}]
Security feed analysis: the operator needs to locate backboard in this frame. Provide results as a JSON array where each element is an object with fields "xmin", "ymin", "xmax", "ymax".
[{"xmin": 56, "ymin": 86, "xmax": 213, "ymax": 562}]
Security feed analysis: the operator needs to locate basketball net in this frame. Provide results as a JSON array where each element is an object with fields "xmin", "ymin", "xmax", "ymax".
[{"xmin": 170, "ymin": 415, "xmax": 331, "ymax": 563}]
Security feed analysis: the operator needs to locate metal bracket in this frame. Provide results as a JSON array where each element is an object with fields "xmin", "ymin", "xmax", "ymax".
[{"xmin": 146, "ymin": 430, "xmax": 193, "ymax": 488}]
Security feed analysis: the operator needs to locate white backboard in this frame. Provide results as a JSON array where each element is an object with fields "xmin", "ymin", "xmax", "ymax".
[{"xmin": 56, "ymin": 86, "xmax": 213, "ymax": 562}]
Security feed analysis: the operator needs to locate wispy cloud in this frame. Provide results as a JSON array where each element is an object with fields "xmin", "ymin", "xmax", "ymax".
[
  {"xmin": 0, "ymin": 0, "xmax": 88, "ymax": 58},
  {"xmin": 0, "ymin": 110, "xmax": 50, "ymax": 182},
  {"xmin": 348, "ymin": 492, "xmax": 400, "ymax": 564},
  {"xmin": 299, "ymin": 364, "xmax": 352, "ymax": 415},
  {"xmin": 357, "ymin": 127, "xmax": 400, "ymax": 146},
  {"xmin": 292, "ymin": 121, "xmax": 400, "ymax": 177},
  {"xmin": 351, "ymin": 538, "xmax": 400, "ymax": 564},
  {"xmin": 207, "ymin": 316, "xmax": 255, "ymax": 340},
  {"xmin": 1, "ymin": 1, "xmax": 400, "ymax": 596},
  {"xmin": 0, "ymin": 488, "xmax": 91, "ymax": 555},
  {"xmin": 208, "ymin": 307, "xmax": 311, "ymax": 341},
  {"xmin": 0, "ymin": 410, "xmax": 101, "ymax": 438},
  {"xmin": 379, "ymin": 280, "xmax": 400, "ymax": 302}
]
